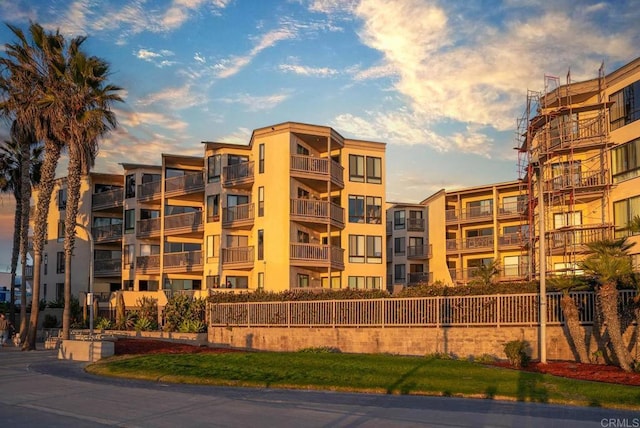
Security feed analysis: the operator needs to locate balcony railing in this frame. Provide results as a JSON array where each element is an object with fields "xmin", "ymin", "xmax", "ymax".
[
  {"xmin": 92, "ymin": 224, "xmax": 123, "ymax": 242},
  {"xmin": 290, "ymin": 198, "xmax": 345, "ymax": 228},
  {"xmin": 498, "ymin": 233, "xmax": 525, "ymax": 248},
  {"xmin": 538, "ymin": 111, "xmax": 608, "ymax": 154},
  {"xmin": 137, "ymin": 180, "xmax": 162, "ymax": 201},
  {"xmin": 498, "ymin": 201, "xmax": 526, "ymax": 217},
  {"xmin": 164, "ymin": 211, "xmax": 203, "ymax": 234},
  {"xmin": 165, "ymin": 171, "xmax": 204, "ymax": 197},
  {"xmin": 94, "ymin": 258, "xmax": 121, "ymax": 276},
  {"xmin": 407, "ymin": 218, "xmax": 425, "ymax": 232},
  {"xmin": 164, "ymin": 250, "xmax": 203, "ymax": 271},
  {"xmin": 290, "ymin": 155, "xmax": 344, "ymax": 188},
  {"xmin": 222, "ymin": 203, "xmax": 255, "ymax": 228},
  {"xmin": 449, "ymin": 265, "xmax": 530, "ymax": 283},
  {"xmin": 136, "ymin": 217, "xmax": 161, "ymax": 237},
  {"xmin": 290, "ymin": 243, "xmax": 344, "ymax": 270},
  {"xmin": 135, "ymin": 254, "xmax": 160, "ymax": 274},
  {"xmin": 91, "ymin": 188, "xmax": 123, "ymax": 210},
  {"xmin": 446, "ymin": 207, "xmax": 493, "ymax": 223},
  {"xmin": 447, "ymin": 236, "xmax": 494, "ymax": 252},
  {"xmin": 408, "ymin": 272, "xmax": 432, "ymax": 285},
  {"xmin": 546, "ymin": 171, "xmax": 607, "ymax": 192},
  {"xmin": 24, "ymin": 265, "xmax": 33, "ymax": 279},
  {"xmin": 223, "ymin": 162, "xmax": 254, "ymax": 187},
  {"xmin": 407, "ymin": 244, "xmax": 431, "ymax": 259},
  {"xmin": 549, "ymin": 225, "xmax": 612, "ymax": 253},
  {"xmin": 222, "ymin": 246, "xmax": 254, "ymax": 267}
]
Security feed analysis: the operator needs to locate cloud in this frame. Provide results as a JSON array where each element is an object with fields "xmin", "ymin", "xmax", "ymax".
[
  {"xmin": 137, "ymin": 85, "xmax": 208, "ymax": 110},
  {"xmin": 279, "ymin": 64, "xmax": 338, "ymax": 77},
  {"xmin": 219, "ymin": 93, "xmax": 290, "ymax": 111},
  {"xmin": 216, "ymin": 127, "xmax": 253, "ymax": 145},
  {"xmin": 135, "ymin": 48, "xmax": 176, "ymax": 67}
]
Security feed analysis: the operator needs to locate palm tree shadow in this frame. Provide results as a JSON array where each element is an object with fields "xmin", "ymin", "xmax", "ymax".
[
  {"xmin": 385, "ymin": 361, "xmax": 428, "ymax": 394},
  {"xmin": 516, "ymin": 370, "xmax": 548, "ymax": 403}
]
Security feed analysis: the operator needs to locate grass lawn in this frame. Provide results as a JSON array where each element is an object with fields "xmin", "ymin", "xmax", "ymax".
[{"xmin": 86, "ymin": 352, "xmax": 640, "ymax": 410}]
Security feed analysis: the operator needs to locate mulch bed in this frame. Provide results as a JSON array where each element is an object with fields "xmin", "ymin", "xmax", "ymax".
[{"xmin": 115, "ymin": 339, "xmax": 640, "ymax": 386}]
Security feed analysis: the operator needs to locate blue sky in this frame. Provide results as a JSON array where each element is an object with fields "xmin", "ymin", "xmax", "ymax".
[{"xmin": 0, "ymin": 0, "xmax": 639, "ymax": 273}]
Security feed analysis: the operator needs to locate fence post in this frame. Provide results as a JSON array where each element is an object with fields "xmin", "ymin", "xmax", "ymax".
[
  {"xmin": 247, "ymin": 302, "xmax": 250, "ymax": 327},
  {"xmin": 381, "ymin": 299, "xmax": 385, "ymax": 328},
  {"xmin": 332, "ymin": 300, "xmax": 336, "ymax": 328},
  {"xmin": 435, "ymin": 296, "xmax": 440, "ymax": 328},
  {"xmin": 287, "ymin": 301, "xmax": 290, "ymax": 328},
  {"xmin": 496, "ymin": 294, "xmax": 501, "ymax": 328}
]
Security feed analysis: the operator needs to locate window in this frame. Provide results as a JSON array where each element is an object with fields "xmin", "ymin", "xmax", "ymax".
[
  {"xmin": 297, "ymin": 230, "xmax": 309, "ymax": 243},
  {"xmin": 554, "ymin": 262, "xmax": 584, "ymax": 276},
  {"xmin": 44, "ymin": 253, "xmax": 48, "ymax": 275},
  {"xmin": 553, "ymin": 211, "xmax": 582, "ymax": 229},
  {"xmin": 124, "ymin": 245, "xmax": 134, "ymax": 267},
  {"xmin": 349, "ymin": 195, "xmax": 365, "ymax": 223},
  {"xmin": 257, "ymin": 229, "xmax": 264, "ymax": 260},
  {"xmin": 366, "ymin": 156, "xmax": 382, "ymax": 184},
  {"xmin": 349, "ymin": 234, "xmax": 365, "ymax": 263},
  {"xmin": 394, "ymin": 264, "xmax": 406, "ymax": 281},
  {"xmin": 408, "ymin": 237, "xmax": 424, "ymax": 257},
  {"xmin": 258, "ymin": 272, "xmax": 264, "ymax": 290},
  {"xmin": 503, "ymin": 255, "xmax": 523, "ymax": 277},
  {"xmin": 225, "ymin": 276, "xmax": 248, "ymax": 289},
  {"xmin": 366, "ymin": 196, "xmax": 382, "ymax": 224},
  {"xmin": 206, "ymin": 275, "xmax": 220, "ymax": 289},
  {"xmin": 206, "ymin": 235, "xmax": 220, "ymax": 259},
  {"xmin": 164, "ymin": 278, "xmax": 202, "ymax": 291},
  {"xmin": 348, "ymin": 276, "xmax": 365, "ymax": 289},
  {"xmin": 207, "ymin": 154, "xmax": 221, "ymax": 182},
  {"xmin": 394, "ymin": 237, "xmax": 406, "ymax": 255},
  {"xmin": 610, "ymin": 80, "xmax": 640, "ymax": 131},
  {"xmin": 296, "ymin": 144, "xmax": 309, "ymax": 155},
  {"xmin": 124, "ymin": 209, "xmax": 135, "ymax": 233},
  {"xmin": 140, "ymin": 208, "xmax": 159, "ymax": 219},
  {"xmin": 349, "ymin": 154, "xmax": 364, "ymax": 182},
  {"xmin": 258, "ymin": 144, "xmax": 265, "ymax": 174},
  {"xmin": 140, "ymin": 244, "xmax": 160, "ymax": 256},
  {"xmin": 394, "ymin": 210, "xmax": 405, "ymax": 229},
  {"xmin": 366, "ymin": 277, "xmax": 381, "ymax": 290},
  {"xmin": 207, "ymin": 194, "xmax": 220, "ymax": 222},
  {"xmin": 297, "ymin": 274, "xmax": 310, "ymax": 288},
  {"xmin": 366, "ymin": 235, "xmax": 382, "ymax": 263},
  {"xmin": 551, "ymin": 161, "xmax": 581, "ymax": 189},
  {"xmin": 614, "ymin": 196, "xmax": 640, "ymax": 238},
  {"xmin": 467, "ymin": 199, "xmax": 493, "ymax": 217},
  {"xmin": 258, "ymin": 186, "xmax": 264, "ymax": 217},
  {"xmin": 501, "ymin": 195, "xmax": 526, "ymax": 214},
  {"xmin": 55, "ymin": 283, "xmax": 63, "ymax": 301},
  {"xmin": 57, "ymin": 221, "xmax": 65, "ymax": 242},
  {"xmin": 612, "ymin": 137, "xmax": 640, "ymax": 183},
  {"xmin": 138, "ymin": 280, "xmax": 159, "ymax": 292},
  {"xmin": 56, "ymin": 252, "xmax": 65, "ymax": 274},
  {"xmin": 125, "ymin": 174, "xmax": 135, "ymax": 198},
  {"xmin": 58, "ymin": 188, "xmax": 67, "ymax": 210}
]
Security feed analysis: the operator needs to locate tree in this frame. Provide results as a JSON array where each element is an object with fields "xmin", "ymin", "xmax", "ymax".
[
  {"xmin": 56, "ymin": 38, "xmax": 122, "ymax": 340},
  {"xmin": 548, "ymin": 276, "xmax": 590, "ymax": 363},
  {"xmin": 0, "ymin": 123, "xmax": 42, "ymax": 336},
  {"xmin": 580, "ymin": 238, "xmax": 636, "ymax": 372},
  {"xmin": 469, "ymin": 259, "xmax": 500, "ymax": 286}
]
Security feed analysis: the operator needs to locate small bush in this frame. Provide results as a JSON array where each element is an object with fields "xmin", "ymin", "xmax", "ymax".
[
  {"xmin": 42, "ymin": 314, "xmax": 58, "ymax": 328},
  {"xmin": 503, "ymin": 340, "xmax": 530, "ymax": 368},
  {"xmin": 115, "ymin": 312, "xmax": 135, "ymax": 331},
  {"xmin": 297, "ymin": 346, "xmax": 341, "ymax": 353},
  {"xmin": 134, "ymin": 316, "xmax": 156, "ymax": 332},
  {"xmin": 473, "ymin": 354, "xmax": 497, "ymax": 364},
  {"xmin": 425, "ymin": 352, "xmax": 455, "ymax": 360},
  {"xmin": 95, "ymin": 317, "xmax": 112, "ymax": 330},
  {"xmin": 178, "ymin": 319, "xmax": 206, "ymax": 333}
]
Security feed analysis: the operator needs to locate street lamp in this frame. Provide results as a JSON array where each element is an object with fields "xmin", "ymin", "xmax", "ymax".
[
  {"xmin": 76, "ymin": 223, "xmax": 94, "ymax": 338},
  {"xmin": 536, "ymin": 164, "xmax": 547, "ymax": 364}
]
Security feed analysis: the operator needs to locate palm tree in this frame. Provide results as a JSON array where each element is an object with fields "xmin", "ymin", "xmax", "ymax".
[
  {"xmin": 57, "ymin": 41, "xmax": 122, "ymax": 340},
  {"xmin": 0, "ymin": 123, "xmax": 42, "ymax": 336},
  {"xmin": 548, "ymin": 276, "xmax": 590, "ymax": 363},
  {"xmin": 580, "ymin": 238, "xmax": 636, "ymax": 372},
  {"xmin": 469, "ymin": 259, "xmax": 500, "ymax": 286}
]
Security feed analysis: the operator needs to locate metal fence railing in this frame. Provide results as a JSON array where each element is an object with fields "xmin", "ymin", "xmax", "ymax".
[{"xmin": 209, "ymin": 290, "xmax": 637, "ymax": 328}]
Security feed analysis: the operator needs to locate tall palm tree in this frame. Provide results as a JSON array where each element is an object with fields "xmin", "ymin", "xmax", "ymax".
[
  {"xmin": 581, "ymin": 238, "xmax": 636, "ymax": 372},
  {"xmin": 57, "ymin": 42, "xmax": 122, "ymax": 340},
  {"xmin": 0, "ymin": 122, "xmax": 42, "ymax": 335}
]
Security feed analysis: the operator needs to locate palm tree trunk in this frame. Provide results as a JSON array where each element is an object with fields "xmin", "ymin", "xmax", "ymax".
[
  {"xmin": 9, "ymin": 193, "xmax": 20, "ymax": 327},
  {"xmin": 597, "ymin": 281, "xmax": 633, "ymax": 372},
  {"xmin": 62, "ymin": 146, "xmax": 82, "ymax": 340},
  {"xmin": 24, "ymin": 143, "xmax": 60, "ymax": 350},
  {"xmin": 17, "ymin": 133, "xmax": 33, "ymax": 343},
  {"xmin": 560, "ymin": 293, "xmax": 590, "ymax": 363}
]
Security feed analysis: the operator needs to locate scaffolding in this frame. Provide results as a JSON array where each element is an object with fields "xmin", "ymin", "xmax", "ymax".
[{"xmin": 517, "ymin": 63, "xmax": 613, "ymax": 279}]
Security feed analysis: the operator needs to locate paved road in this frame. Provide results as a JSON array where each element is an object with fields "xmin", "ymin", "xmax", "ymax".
[{"xmin": 0, "ymin": 346, "xmax": 638, "ymax": 427}]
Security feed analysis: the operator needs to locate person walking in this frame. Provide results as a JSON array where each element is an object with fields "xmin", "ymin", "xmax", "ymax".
[{"xmin": 0, "ymin": 313, "xmax": 8, "ymax": 347}]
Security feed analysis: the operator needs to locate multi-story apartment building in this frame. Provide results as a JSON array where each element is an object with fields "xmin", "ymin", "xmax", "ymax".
[
  {"xmin": 519, "ymin": 57, "xmax": 640, "ymax": 277},
  {"xmin": 28, "ymin": 122, "xmax": 387, "ymax": 307},
  {"xmin": 385, "ymin": 202, "xmax": 431, "ymax": 290}
]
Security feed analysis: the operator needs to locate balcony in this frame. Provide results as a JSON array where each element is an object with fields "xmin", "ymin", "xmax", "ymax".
[
  {"xmin": 165, "ymin": 171, "xmax": 204, "ymax": 198},
  {"xmin": 445, "ymin": 209, "xmax": 458, "ymax": 223},
  {"xmin": 164, "ymin": 211, "xmax": 204, "ymax": 235},
  {"xmin": 136, "ymin": 218, "xmax": 161, "ymax": 238},
  {"xmin": 223, "ymin": 162, "xmax": 254, "ymax": 188},
  {"xmin": 221, "ymin": 246, "xmax": 254, "ymax": 269},
  {"xmin": 386, "ymin": 221, "xmax": 392, "ymax": 235},
  {"xmin": 537, "ymin": 111, "xmax": 609, "ymax": 157},
  {"xmin": 447, "ymin": 236, "xmax": 494, "ymax": 253},
  {"xmin": 164, "ymin": 251, "xmax": 203, "ymax": 273},
  {"xmin": 137, "ymin": 180, "xmax": 162, "ymax": 202},
  {"xmin": 407, "ymin": 244, "xmax": 431, "ymax": 259},
  {"xmin": 498, "ymin": 233, "xmax": 525, "ymax": 249},
  {"xmin": 92, "ymin": 224, "xmax": 123, "ymax": 243},
  {"xmin": 290, "ymin": 154, "xmax": 344, "ymax": 191},
  {"xmin": 94, "ymin": 258, "xmax": 122, "ymax": 277},
  {"xmin": 290, "ymin": 243, "xmax": 344, "ymax": 271},
  {"xmin": 135, "ymin": 254, "xmax": 160, "ymax": 274},
  {"xmin": 407, "ymin": 218, "xmax": 425, "ymax": 232},
  {"xmin": 498, "ymin": 201, "xmax": 526, "ymax": 218},
  {"xmin": 92, "ymin": 188, "xmax": 123, "ymax": 211},
  {"xmin": 501, "ymin": 264, "xmax": 530, "ymax": 281},
  {"xmin": 549, "ymin": 224, "xmax": 613, "ymax": 254},
  {"xmin": 545, "ymin": 171, "xmax": 607, "ymax": 201},
  {"xmin": 408, "ymin": 272, "xmax": 431, "ymax": 285},
  {"xmin": 290, "ymin": 198, "xmax": 345, "ymax": 230},
  {"xmin": 222, "ymin": 203, "xmax": 255, "ymax": 229}
]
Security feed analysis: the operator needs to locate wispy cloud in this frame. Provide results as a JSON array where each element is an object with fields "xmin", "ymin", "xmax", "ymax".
[
  {"xmin": 137, "ymin": 84, "xmax": 207, "ymax": 110},
  {"xmin": 135, "ymin": 48, "xmax": 177, "ymax": 67},
  {"xmin": 279, "ymin": 63, "xmax": 338, "ymax": 77},
  {"xmin": 219, "ymin": 93, "xmax": 290, "ymax": 111}
]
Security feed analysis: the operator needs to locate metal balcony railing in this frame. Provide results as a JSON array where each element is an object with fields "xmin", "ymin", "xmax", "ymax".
[
  {"xmin": 91, "ymin": 188, "xmax": 123, "ymax": 210},
  {"xmin": 92, "ymin": 224, "xmax": 123, "ymax": 242},
  {"xmin": 164, "ymin": 171, "xmax": 204, "ymax": 197},
  {"xmin": 164, "ymin": 211, "xmax": 204, "ymax": 234},
  {"xmin": 223, "ymin": 162, "xmax": 254, "ymax": 187}
]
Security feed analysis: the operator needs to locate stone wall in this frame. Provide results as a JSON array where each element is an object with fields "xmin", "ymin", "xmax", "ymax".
[{"xmin": 209, "ymin": 325, "xmax": 640, "ymax": 361}]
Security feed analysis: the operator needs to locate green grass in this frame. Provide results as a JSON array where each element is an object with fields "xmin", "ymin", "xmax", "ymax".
[{"xmin": 86, "ymin": 352, "xmax": 640, "ymax": 410}]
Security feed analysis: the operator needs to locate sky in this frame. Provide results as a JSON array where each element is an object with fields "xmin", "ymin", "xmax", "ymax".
[{"xmin": 0, "ymin": 0, "xmax": 639, "ymax": 273}]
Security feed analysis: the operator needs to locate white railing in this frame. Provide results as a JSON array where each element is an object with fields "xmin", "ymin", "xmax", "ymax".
[{"xmin": 209, "ymin": 290, "xmax": 636, "ymax": 328}]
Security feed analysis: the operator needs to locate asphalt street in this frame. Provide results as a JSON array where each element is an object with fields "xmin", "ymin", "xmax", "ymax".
[{"xmin": 0, "ymin": 345, "xmax": 637, "ymax": 427}]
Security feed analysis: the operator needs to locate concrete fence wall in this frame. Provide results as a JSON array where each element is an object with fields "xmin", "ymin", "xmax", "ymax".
[{"xmin": 209, "ymin": 324, "xmax": 640, "ymax": 362}]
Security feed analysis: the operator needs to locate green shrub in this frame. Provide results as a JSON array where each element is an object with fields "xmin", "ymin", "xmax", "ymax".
[
  {"xmin": 115, "ymin": 312, "xmax": 135, "ymax": 331},
  {"xmin": 178, "ymin": 319, "xmax": 206, "ymax": 333},
  {"xmin": 503, "ymin": 340, "xmax": 530, "ymax": 368},
  {"xmin": 42, "ymin": 314, "xmax": 58, "ymax": 328},
  {"xmin": 297, "ymin": 346, "xmax": 341, "ymax": 353},
  {"xmin": 208, "ymin": 288, "xmax": 389, "ymax": 304},
  {"xmin": 95, "ymin": 317, "xmax": 112, "ymax": 330},
  {"xmin": 163, "ymin": 295, "xmax": 206, "ymax": 332},
  {"xmin": 473, "ymin": 354, "xmax": 497, "ymax": 364},
  {"xmin": 425, "ymin": 352, "xmax": 455, "ymax": 360},
  {"xmin": 134, "ymin": 316, "xmax": 156, "ymax": 332}
]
